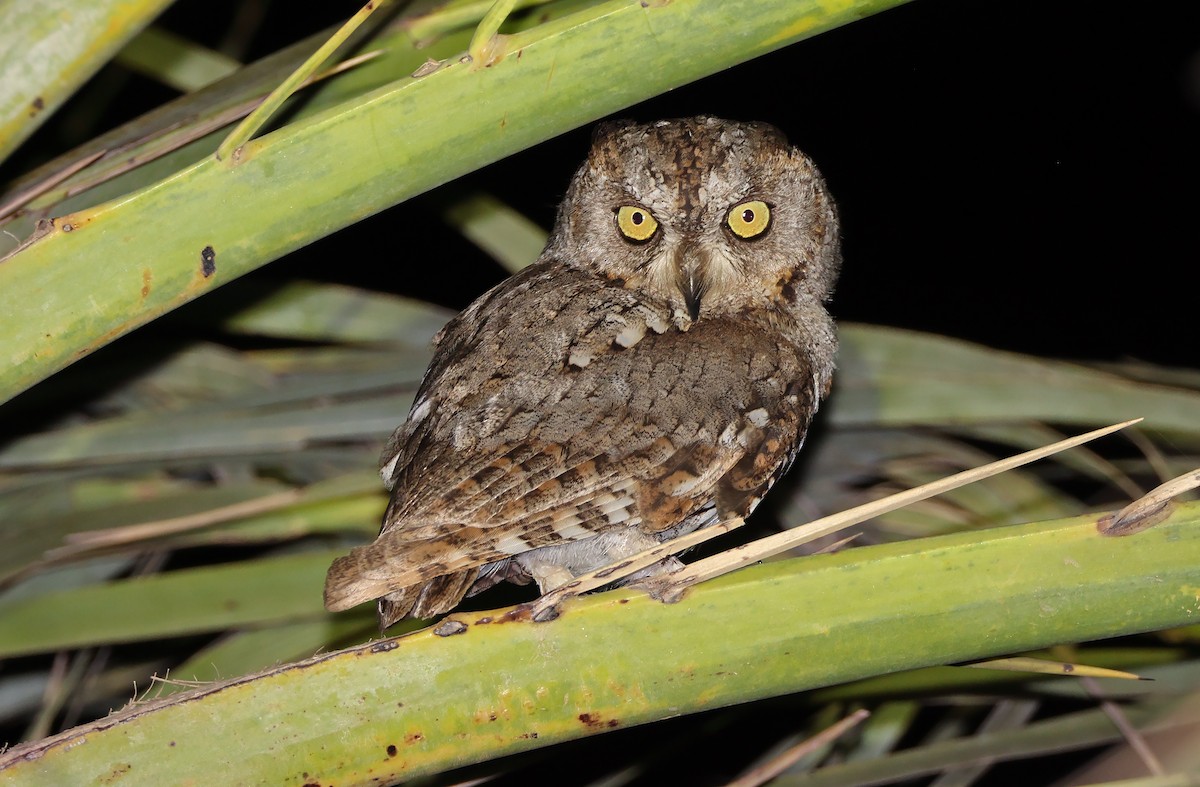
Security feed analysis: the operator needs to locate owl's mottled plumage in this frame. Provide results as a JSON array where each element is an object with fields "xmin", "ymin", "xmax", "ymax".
[{"xmin": 324, "ymin": 117, "xmax": 841, "ymax": 628}]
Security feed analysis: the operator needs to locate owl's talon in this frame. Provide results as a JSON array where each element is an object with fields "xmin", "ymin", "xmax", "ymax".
[
  {"xmin": 530, "ymin": 599, "xmax": 563, "ymax": 623},
  {"xmin": 636, "ymin": 575, "xmax": 690, "ymax": 604},
  {"xmin": 659, "ymin": 582, "xmax": 690, "ymax": 604},
  {"xmin": 525, "ymin": 586, "xmax": 574, "ymax": 622}
]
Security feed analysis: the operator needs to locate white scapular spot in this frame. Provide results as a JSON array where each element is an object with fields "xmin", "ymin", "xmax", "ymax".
[
  {"xmin": 745, "ymin": 407, "xmax": 770, "ymax": 427},
  {"xmin": 614, "ymin": 322, "xmax": 647, "ymax": 348}
]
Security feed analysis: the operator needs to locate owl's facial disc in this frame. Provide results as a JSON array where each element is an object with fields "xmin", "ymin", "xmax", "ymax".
[
  {"xmin": 644, "ymin": 233, "xmax": 743, "ymax": 325},
  {"xmin": 548, "ymin": 116, "xmax": 841, "ymax": 323}
]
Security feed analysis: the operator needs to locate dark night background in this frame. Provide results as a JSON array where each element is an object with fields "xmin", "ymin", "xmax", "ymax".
[
  {"xmin": 11, "ymin": 0, "xmax": 1196, "ymax": 369},
  {"xmin": 227, "ymin": 0, "xmax": 1197, "ymax": 368},
  {"xmin": 455, "ymin": 0, "xmax": 1198, "ymax": 367}
]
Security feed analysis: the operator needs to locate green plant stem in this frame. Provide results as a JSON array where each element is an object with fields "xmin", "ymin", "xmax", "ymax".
[
  {"xmin": 215, "ymin": 0, "xmax": 386, "ymax": 159},
  {"xmin": 0, "ymin": 0, "xmax": 911, "ymax": 406},
  {"xmin": 2, "ymin": 502, "xmax": 1197, "ymax": 784},
  {"xmin": 0, "ymin": 0, "xmax": 174, "ymax": 163}
]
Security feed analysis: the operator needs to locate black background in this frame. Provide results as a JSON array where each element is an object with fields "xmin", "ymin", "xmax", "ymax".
[
  {"xmin": 7, "ymin": 1, "xmax": 1198, "ymax": 366},
  {"xmin": 219, "ymin": 0, "xmax": 1199, "ymax": 367}
]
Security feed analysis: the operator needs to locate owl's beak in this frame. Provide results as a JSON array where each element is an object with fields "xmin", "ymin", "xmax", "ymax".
[{"xmin": 675, "ymin": 257, "xmax": 705, "ymax": 322}]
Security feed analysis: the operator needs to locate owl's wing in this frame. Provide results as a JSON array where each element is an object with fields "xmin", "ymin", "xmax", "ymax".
[
  {"xmin": 322, "ymin": 416, "xmax": 727, "ymax": 613},
  {"xmin": 322, "ymin": 263, "xmax": 815, "ymax": 616}
]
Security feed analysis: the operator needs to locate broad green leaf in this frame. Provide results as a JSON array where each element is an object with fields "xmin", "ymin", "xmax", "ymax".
[
  {"xmin": 0, "ymin": 394, "xmax": 412, "ymax": 467},
  {"xmin": 3, "ymin": 473, "xmax": 385, "ymax": 586},
  {"xmin": 0, "ymin": 8, "xmax": 457, "ymax": 229},
  {"xmin": 833, "ymin": 325, "xmax": 1200, "ymax": 436},
  {"xmin": 115, "ymin": 27, "xmax": 242, "ymax": 92},
  {"xmin": 1, "ymin": 503, "xmax": 1197, "ymax": 781},
  {"xmin": 843, "ymin": 702, "xmax": 919, "ymax": 763},
  {"xmin": 0, "ymin": 0, "xmax": 173, "ymax": 163},
  {"xmin": 0, "ymin": 0, "xmax": 913, "ymax": 405},
  {"xmin": 0, "ymin": 480, "xmax": 289, "ymax": 582},
  {"xmin": 0, "ymin": 548, "xmax": 346, "ymax": 657},
  {"xmin": 0, "ymin": 555, "xmax": 136, "ymax": 604},
  {"xmin": 217, "ymin": 281, "xmax": 452, "ymax": 343},
  {"xmin": 162, "ymin": 615, "xmax": 380, "ymax": 692},
  {"xmin": 773, "ymin": 698, "xmax": 1194, "ymax": 787},
  {"xmin": 443, "ymin": 191, "xmax": 548, "ymax": 273},
  {"xmin": 168, "ymin": 493, "xmax": 385, "ymax": 546}
]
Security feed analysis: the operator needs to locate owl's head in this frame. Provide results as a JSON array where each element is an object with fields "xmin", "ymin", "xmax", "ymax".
[{"xmin": 544, "ymin": 117, "xmax": 840, "ymax": 327}]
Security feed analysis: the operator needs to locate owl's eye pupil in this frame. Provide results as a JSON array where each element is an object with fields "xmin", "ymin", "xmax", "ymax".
[
  {"xmin": 741, "ymin": 209, "xmax": 755, "ymax": 223},
  {"xmin": 631, "ymin": 212, "xmax": 644, "ymax": 225}
]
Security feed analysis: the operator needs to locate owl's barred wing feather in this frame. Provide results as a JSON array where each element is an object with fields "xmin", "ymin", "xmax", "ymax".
[
  {"xmin": 323, "ymin": 427, "xmax": 700, "ymax": 612},
  {"xmin": 398, "ymin": 419, "xmax": 666, "ymax": 529}
]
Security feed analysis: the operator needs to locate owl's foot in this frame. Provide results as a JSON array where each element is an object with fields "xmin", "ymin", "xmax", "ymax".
[
  {"xmin": 524, "ymin": 518, "xmax": 746, "ymax": 622},
  {"xmin": 525, "ymin": 553, "xmax": 707, "ymax": 619},
  {"xmin": 525, "ymin": 555, "xmax": 688, "ymax": 622},
  {"xmin": 527, "ymin": 564, "xmax": 577, "ymax": 594}
]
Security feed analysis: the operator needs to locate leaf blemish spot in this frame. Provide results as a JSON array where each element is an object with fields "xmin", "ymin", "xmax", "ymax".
[
  {"xmin": 433, "ymin": 619, "xmax": 468, "ymax": 637},
  {"xmin": 201, "ymin": 245, "xmax": 216, "ymax": 277}
]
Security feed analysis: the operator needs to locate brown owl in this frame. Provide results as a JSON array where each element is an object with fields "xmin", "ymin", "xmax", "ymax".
[{"xmin": 323, "ymin": 117, "xmax": 841, "ymax": 629}]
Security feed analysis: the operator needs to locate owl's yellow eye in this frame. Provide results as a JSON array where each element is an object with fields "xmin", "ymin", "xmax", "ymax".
[
  {"xmin": 727, "ymin": 200, "xmax": 771, "ymax": 239},
  {"xmin": 615, "ymin": 205, "xmax": 659, "ymax": 242}
]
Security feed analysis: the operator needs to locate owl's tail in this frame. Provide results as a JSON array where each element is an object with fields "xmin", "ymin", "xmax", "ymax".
[
  {"xmin": 323, "ymin": 541, "xmax": 481, "ymax": 629},
  {"xmin": 376, "ymin": 571, "xmax": 478, "ymax": 630}
]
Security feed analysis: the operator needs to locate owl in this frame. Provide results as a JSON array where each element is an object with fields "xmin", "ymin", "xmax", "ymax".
[{"xmin": 324, "ymin": 117, "xmax": 841, "ymax": 629}]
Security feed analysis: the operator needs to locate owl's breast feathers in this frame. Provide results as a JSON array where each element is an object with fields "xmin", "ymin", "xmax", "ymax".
[{"xmin": 322, "ymin": 261, "xmax": 828, "ymax": 620}]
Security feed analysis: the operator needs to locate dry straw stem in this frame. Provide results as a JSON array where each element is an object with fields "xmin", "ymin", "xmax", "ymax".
[
  {"xmin": 2, "ymin": 497, "xmax": 1198, "ymax": 784},
  {"xmin": 726, "ymin": 709, "xmax": 871, "ymax": 787},
  {"xmin": 1101, "ymin": 468, "xmax": 1200, "ymax": 536},
  {"xmin": 660, "ymin": 420, "xmax": 1141, "ymax": 595},
  {"xmin": 50, "ymin": 487, "xmax": 307, "ymax": 555}
]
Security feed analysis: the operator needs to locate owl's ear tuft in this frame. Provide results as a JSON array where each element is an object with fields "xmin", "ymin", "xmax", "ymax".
[
  {"xmin": 743, "ymin": 121, "xmax": 790, "ymax": 151},
  {"xmin": 586, "ymin": 120, "xmax": 642, "ymax": 174},
  {"xmin": 591, "ymin": 119, "xmax": 638, "ymax": 145}
]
